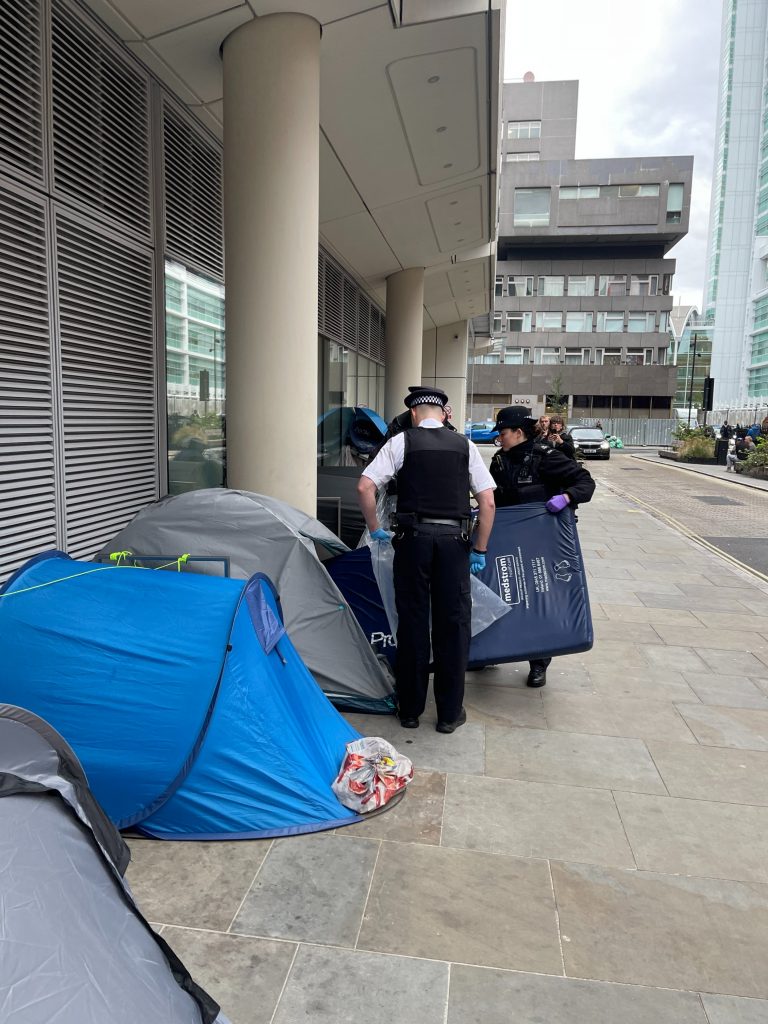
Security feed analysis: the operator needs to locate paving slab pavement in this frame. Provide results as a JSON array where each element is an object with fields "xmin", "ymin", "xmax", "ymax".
[{"xmin": 126, "ymin": 480, "xmax": 768, "ymax": 1022}]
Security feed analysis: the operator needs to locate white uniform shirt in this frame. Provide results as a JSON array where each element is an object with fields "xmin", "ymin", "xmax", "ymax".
[{"xmin": 362, "ymin": 419, "xmax": 496, "ymax": 495}]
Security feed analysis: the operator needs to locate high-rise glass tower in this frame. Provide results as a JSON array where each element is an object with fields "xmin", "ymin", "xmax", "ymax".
[{"xmin": 705, "ymin": 0, "xmax": 768, "ymax": 415}]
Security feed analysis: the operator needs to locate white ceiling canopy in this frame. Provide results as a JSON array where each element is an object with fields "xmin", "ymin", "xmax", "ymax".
[{"xmin": 81, "ymin": 0, "xmax": 503, "ymax": 327}]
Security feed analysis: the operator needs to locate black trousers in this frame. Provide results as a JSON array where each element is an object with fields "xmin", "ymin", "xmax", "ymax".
[{"xmin": 392, "ymin": 524, "xmax": 471, "ymax": 723}]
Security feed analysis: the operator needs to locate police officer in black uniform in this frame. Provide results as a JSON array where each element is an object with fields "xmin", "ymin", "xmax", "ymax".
[
  {"xmin": 490, "ymin": 405, "xmax": 595, "ymax": 688},
  {"xmin": 357, "ymin": 386, "xmax": 496, "ymax": 732}
]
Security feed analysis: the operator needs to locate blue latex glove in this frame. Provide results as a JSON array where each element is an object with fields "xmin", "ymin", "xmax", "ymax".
[
  {"xmin": 370, "ymin": 528, "xmax": 393, "ymax": 542},
  {"xmin": 546, "ymin": 494, "xmax": 570, "ymax": 515},
  {"xmin": 469, "ymin": 550, "xmax": 486, "ymax": 575}
]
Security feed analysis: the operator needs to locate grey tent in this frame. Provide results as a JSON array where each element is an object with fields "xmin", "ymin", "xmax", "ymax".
[
  {"xmin": 0, "ymin": 704, "xmax": 228, "ymax": 1024},
  {"xmin": 98, "ymin": 488, "xmax": 395, "ymax": 713}
]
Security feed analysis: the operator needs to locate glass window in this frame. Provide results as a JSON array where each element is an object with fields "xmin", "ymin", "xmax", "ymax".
[
  {"xmin": 534, "ymin": 347, "xmax": 560, "ymax": 365},
  {"xmin": 625, "ymin": 349, "xmax": 647, "ymax": 365},
  {"xmin": 492, "ymin": 313, "xmax": 503, "ymax": 333},
  {"xmin": 658, "ymin": 311, "xmax": 669, "ymax": 333},
  {"xmin": 505, "ymin": 151, "xmax": 540, "ymax": 162},
  {"xmin": 628, "ymin": 312, "xmax": 655, "ymax": 333},
  {"xmin": 618, "ymin": 184, "xmax": 660, "ymax": 198},
  {"xmin": 166, "ymin": 351, "xmax": 184, "ymax": 384},
  {"xmin": 536, "ymin": 312, "xmax": 562, "ymax": 331},
  {"xmin": 165, "ymin": 275, "xmax": 184, "ymax": 314},
  {"xmin": 598, "ymin": 275, "xmax": 627, "ymax": 296},
  {"xmin": 495, "ymin": 275, "xmax": 504, "ymax": 297},
  {"xmin": 666, "ymin": 182, "xmax": 684, "ymax": 223},
  {"xmin": 597, "ymin": 313, "xmax": 624, "ymax": 333},
  {"xmin": 503, "ymin": 347, "xmax": 531, "ymax": 364},
  {"xmin": 564, "ymin": 350, "xmax": 590, "ymax": 365},
  {"xmin": 318, "ymin": 340, "xmax": 353, "ymax": 466},
  {"xmin": 188, "ymin": 321, "xmax": 217, "ymax": 353},
  {"xmin": 165, "ymin": 313, "xmax": 185, "ymax": 349},
  {"xmin": 662, "ymin": 274, "xmax": 673, "ymax": 294},
  {"xmin": 507, "ymin": 120, "xmax": 541, "ymax": 139},
  {"xmin": 566, "ymin": 312, "xmax": 593, "ymax": 332},
  {"xmin": 186, "ymin": 285, "xmax": 225, "ymax": 326},
  {"xmin": 165, "ymin": 261, "xmax": 225, "ymax": 496},
  {"xmin": 567, "ymin": 275, "xmax": 595, "ymax": 296},
  {"xmin": 514, "ymin": 188, "xmax": 551, "ymax": 227},
  {"xmin": 507, "ymin": 312, "xmax": 533, "ymax": 332},
  {"xmin": 559, "ymin": 186, "xmax": 600, "ymax": 199},
  {"xmin": 629, "ymin": 275, "xmax": 658, "ymax": 296},
  {"xmin": 601, "ymin": 348, "xmax": 622, "ymax": 365},
  {"xmin": 538, "ymin": 275, "xmax": 564, "ymax": 296},
  {"xmin": 507, "ymin": 275, "xmax": 533, "ymax": 296}
]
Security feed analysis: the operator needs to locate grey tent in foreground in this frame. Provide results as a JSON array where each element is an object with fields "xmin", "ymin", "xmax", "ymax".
[
  {"xmin": 99, "ymin": 488, "xmax": 395, "ymax": 713},
  {"xmin": 0, "ymin": 704, "xmax": 228, "ymax": 1024}
]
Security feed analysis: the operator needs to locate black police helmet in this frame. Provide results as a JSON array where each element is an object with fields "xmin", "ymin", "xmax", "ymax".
[{"xmin": 494, "ymin": 405, "xmax": 537, "ymax": 434}]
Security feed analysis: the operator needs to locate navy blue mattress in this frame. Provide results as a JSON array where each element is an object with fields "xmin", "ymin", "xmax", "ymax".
[{"xmin": 325, "ymin": 503, "xmax": 593, "ymax": 668}]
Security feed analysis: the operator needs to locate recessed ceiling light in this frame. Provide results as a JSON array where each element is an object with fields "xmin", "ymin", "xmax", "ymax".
[
  {"xmin": 444, "ymin": 163, "xmax": 453, "ymax": 169},
  {"xmin": 428, "ymin": 75, "xmax": 440, "ymax": 83},
  {"xmin": 436, "ymin": 126, "xmax": 447, "ymax": 133}
]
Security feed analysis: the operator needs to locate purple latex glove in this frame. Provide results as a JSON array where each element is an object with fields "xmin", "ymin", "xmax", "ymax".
[{"xmin": 546, "ymin": 494, "xmax": 570, "ymax": 515}]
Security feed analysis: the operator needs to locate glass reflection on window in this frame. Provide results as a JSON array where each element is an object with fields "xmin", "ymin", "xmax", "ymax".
[{"xmin": 165, "ymin": 260, "xmax": 226, "ymax": 494}]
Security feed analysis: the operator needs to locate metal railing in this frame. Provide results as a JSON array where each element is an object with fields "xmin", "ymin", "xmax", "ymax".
[{"xmin": 577, "ymin": 418, "xmax": 677, "ymax": 446}]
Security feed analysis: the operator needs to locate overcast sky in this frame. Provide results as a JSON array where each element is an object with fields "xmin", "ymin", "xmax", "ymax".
[{"xmin": 504, "ymin": 0, "xmax": 724, "ymax": 309}]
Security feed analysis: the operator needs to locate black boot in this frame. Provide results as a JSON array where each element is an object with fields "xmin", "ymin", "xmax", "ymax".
[
  {"xmin": 436, "ymin": 707, "xmax": 467, "ymax": 734},
  {"xmin": 527, "ymin": 662, "xmax": 548, "ymax": 688}
]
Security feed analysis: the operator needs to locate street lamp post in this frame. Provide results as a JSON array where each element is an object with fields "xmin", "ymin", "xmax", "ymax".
[{"xmin": 687, "ymin": 333, "xmax": 699, "ymax": 427}]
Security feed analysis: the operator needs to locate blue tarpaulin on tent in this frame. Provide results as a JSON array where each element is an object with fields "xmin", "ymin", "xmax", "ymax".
[
  {"xmin": 0, "ymin": 552, "xmax": 363, "ymax": 839},
  {"xmin": 326, "ymin": 504, "xmax": 593, "ymax": 668}
]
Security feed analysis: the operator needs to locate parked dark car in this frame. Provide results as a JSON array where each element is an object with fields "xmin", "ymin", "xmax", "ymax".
[{"xmin": 570, "ymin": 426, "xmax": 611, "ymax": 460}]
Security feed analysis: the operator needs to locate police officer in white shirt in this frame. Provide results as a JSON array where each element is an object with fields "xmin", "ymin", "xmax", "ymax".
[{"xmin": 357, "ymin": 386, "xmax": 496, "ymax": 733}]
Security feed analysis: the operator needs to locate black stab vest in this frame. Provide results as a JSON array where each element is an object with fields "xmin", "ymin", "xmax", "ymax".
[
  {"xmin": 396, "ymin": 426, "xmax": 471, "ymax": 519},
  {"xmin": 491, "ymin": 445, "xmax": 549, "ymax": 506}
]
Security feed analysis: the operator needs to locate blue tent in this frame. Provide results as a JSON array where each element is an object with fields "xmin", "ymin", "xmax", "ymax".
[
  {"xmin": 0, "ymin": 552, "xmax": 365, "ymax": 839},
  {"xmin": 326, "ymin": 504, "xmax": 593, "ymax": 668}
]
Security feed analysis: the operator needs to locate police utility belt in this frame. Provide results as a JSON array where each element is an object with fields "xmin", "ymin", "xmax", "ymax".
[{"xmin": 391, "ymin": 512, "xmax": 471, "ymax": 536}]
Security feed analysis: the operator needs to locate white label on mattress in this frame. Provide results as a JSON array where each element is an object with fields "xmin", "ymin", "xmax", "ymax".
[{"xmin": 495, "ymin": 551, "xmax": 525, "ymax": 607}]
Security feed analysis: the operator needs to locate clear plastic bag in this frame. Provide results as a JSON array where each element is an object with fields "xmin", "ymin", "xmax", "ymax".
[
  {"xmin": 364, "ymin": 493, "xmax": 511, "ymax": 639},
  {"xmin": 332, "ymin": 737, "xmax": 413, "ymax": 813}
]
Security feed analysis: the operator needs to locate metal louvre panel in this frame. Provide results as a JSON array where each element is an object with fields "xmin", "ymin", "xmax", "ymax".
[
  {"xmin": 356, "ymin": 293, "xmax": 371, "ymax": 356},
  {"xmin": 318, "ymin": 247, "xmax": 384, "ymax": 359},
  {"xmin": 0, "ymin": 185, "xmax": 56, "ymax": 582},
  {"xmin": 55, "ymin": 212, "xmax": 157, "ymax": 558},
  {"xmin": 369, "ymin": 306, "xmax": 382, "ymax": 363},
  {"xmin": 163, "ymin": 103, "xmax": 223, "ymax": 280},
  {"xmin": 51, "ymin": 0, "xmax": 151, "ymax": 239},
  {"xmin": 343, "ymin": 278, "xmax": 357, "ymax": 347},
  {"xmin": 323, "ymin": 259, "xmax": 343, "ymax": 343},
  {"xmin": 0, "ymin": 0, "xmax": 44, "ymax": 185}
]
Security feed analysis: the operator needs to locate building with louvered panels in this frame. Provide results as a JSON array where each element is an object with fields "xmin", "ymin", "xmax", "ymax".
[{"xmin": 0, "ymin": 0, "xmax": 503, "ymax": 583}]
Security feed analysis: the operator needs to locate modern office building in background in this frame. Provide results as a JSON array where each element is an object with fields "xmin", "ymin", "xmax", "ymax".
[
  {"xmin": 0, "ymin": 0, "xmax": 503, "ymax": 583},
  {"xmin": 704, "ymin": 0, "xmax": 768, "ymax": 417},
  {"xmin": 469, "ymin": 78, "xmax": 693, "ymax": 424}
]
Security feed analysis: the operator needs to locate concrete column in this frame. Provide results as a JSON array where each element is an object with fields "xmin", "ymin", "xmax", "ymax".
[
  {"xmin": 422, "ymin": 320, "xmax": 469, "ymax": 430},
  {"xmin": 222, "ymin": 13, "xmax": 320, "ymax": 514},
  {"xmin": 384, "ymin": 267, "xmax": 425, "ymax": 421}
]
